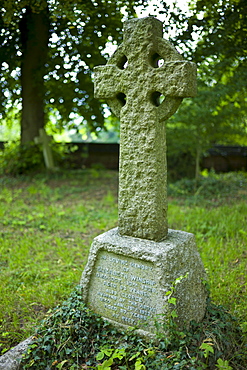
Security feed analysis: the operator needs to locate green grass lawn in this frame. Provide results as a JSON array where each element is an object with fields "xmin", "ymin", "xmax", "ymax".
[{"xmin": 0, "ymin": 169, "xmax": 246, "ymax": 356}]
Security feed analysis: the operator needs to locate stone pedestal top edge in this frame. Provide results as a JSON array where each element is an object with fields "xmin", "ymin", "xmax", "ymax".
[
  {"xmin": 80, "ymin": 228, "xmax": 200, "ymax": 285},
  {"xmin": 95, "ymin": 227, "xmax": 194, "ymax": 247}
]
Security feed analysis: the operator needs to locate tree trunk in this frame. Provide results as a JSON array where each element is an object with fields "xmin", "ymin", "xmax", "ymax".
[{"xmin": 20, "ymin": 6, "xmax": 49, "ymax": 144}]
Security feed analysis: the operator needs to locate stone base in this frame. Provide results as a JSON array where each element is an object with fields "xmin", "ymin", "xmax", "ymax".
[
  {"xmin": 0, "ymin": 337, "xmax": 33, "ymax": 370},
  {"xmin": 80, "ymin": 228, "xmax": 207, "ymax": 335}
]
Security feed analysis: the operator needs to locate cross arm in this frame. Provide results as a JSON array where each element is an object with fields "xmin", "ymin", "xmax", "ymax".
[
  {"xmin": 94, "ymin": 65, "xmax": 127, "ymax": 117},
  {"xmin": 94, "ymin": 65, "xmax": 123, "ymax": 99},
  {"xmin": 34, "ymin": 128, "xmax": 52, "ymax": 145},
  {"xmin": 153, "ymin": 61, "xmax": 197, "ymax": 98}
]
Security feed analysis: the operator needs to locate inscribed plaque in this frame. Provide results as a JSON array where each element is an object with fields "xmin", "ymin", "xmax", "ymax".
[{"xmin": 87, "ymin": 251, "xmax": 162, "ymax": 329}]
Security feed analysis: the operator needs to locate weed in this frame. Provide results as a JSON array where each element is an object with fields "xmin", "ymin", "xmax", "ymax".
[{"xmin": 0, "ymin": 141, "xmax": 44, "ymax": 175}]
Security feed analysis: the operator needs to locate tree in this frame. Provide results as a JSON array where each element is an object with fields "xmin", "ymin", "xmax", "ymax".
[
  {"xmin": 0, "ymin": 0, "xmax": 147, "ymax": 144},
  {"xmin": 167, "ymin": 81, "xmax": 247, "ymax": 180},
  {"xmin": 19, "ymin": 6, "xmax": 49, "ymax": 143},
  {"xmin": 184, "ymin": 0, "xmax": 246, "ymax": 117},
  {"xmin": 165, "ymin": 0, "xmax": 247, "ymax": 178}
]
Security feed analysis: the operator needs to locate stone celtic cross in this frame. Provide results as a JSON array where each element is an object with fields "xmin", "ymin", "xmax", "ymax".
[{"xmin": 94, "ymin": 17, "xmax": 196, "ymax": 241}]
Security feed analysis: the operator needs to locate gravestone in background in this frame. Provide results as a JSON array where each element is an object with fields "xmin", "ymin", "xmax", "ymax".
[
  {"xmin": 34, "ymin": 128, "xmax": 55, "ymax": 170},
  {"xmin": 81, "ymin": 17, "xmax": 207, "ymax": 335}
]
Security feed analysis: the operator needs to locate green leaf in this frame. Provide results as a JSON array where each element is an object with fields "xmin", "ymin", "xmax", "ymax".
[
  {"xmin": 98, "ymin": 357, "xmax": 114, "ymax": 370},
  {"xmin": 216, "ymin": 358, "xmax": 233, "ymax": 370},
  {"xmin": 103, "ymin": 348, "xmax": 113, "ymax": 357},
  {"xmin": 96, "ymin": 352, "xmax": 105, "ymax": 361},
  {"xmin": 129, "ymin": 351, "xmax": 140, "ymax": 361},
  {"xmin": 168, "ymin": 297, "xmax": 177, "ymax": 305},
  {"xmin": 112, "ymin": 348, "xmax": 126, "ymax": 359},
  {"xmin": 199, "ymin": 342, "xmax": 214, "ymax": 358},
  {"xmin": 171, "ymin": 310, "xmax": 178, "ymax": 318},
  {"xmin": 56, "ymin": 360, "xmax": 69, "ymax": 369},
  {"xmin": 135, "ymin": 358, "xmax": 146, "ymax": 370}
]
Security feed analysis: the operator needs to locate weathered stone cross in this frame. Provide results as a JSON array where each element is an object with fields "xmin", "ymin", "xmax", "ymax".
[
  {"xmin": 34, "ymin": 128, "xmax": 55, "ymax": 170},
  {"xmin": 94, "ymin": 17, "xmax": 197, "ymax": 241}
]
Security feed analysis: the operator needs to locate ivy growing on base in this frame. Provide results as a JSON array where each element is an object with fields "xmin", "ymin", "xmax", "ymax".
[{"xmin": 19, "ymin": 285, "xmax": 246, "ymax": 370}]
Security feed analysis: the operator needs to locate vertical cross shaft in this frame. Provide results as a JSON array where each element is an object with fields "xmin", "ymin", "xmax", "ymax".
[{"xmin": 94, "ymin": 17, "xmax": 196, "ymax": 241}]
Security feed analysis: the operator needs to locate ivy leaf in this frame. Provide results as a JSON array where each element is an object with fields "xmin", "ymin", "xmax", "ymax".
[
  {"xmin": 56, "ymin": 360, "xmax": 69, "ymax": 369},
  {"xmin": 168, "ymin": 297, "xmax": 177, "ymax": 306},
  {"xmin": 96, "ymin": 351, "xmax": 105, "ymax": 361}
]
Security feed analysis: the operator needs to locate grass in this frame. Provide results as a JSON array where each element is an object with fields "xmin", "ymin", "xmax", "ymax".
[
  {"xmin": 167, "ymin": 172, "xmax": 247, "ymax": 323},
  {"xmin": 0, "ymin": 169, "xmax": 246, "ymax": 359},
  {"xmin": 0, "ymin": 170, "xmax": 118, "ymax": 352},
  {"xmin": 168, "ymin": 202, "xmax": 247, "ymax": 321}
]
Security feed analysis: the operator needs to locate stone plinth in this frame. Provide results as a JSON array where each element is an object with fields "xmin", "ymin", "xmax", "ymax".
[{"xmin": 81, "ymin": 228, "xmax": 207, "ymax": 334}]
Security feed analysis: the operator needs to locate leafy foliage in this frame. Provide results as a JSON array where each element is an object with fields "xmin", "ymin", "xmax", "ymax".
[
  {"xmin": 165, "ymin": 0, "xmax": 247, "ymax": 176},
  {"xmin": 0, "ymin": 0, "xmax": 148, "ymax": 138},
  {"xmin": 20, "ymin": 287, "xmax": 246, "ymax": 369},
  {"xmin": 189, "ymin": 0, "xmax": 247, "ymax": 89},
  {"xmin": 0, "ymin": 141, "xmax": 45, "ymax": 175},
  {"xmin": 167, "ymin": 80, "xmax": 247, "ymax": 179},
  {"xmin": 0, "ymin": 140, "xmax": 77, "ymax": 175},
  {"xmin": 173, "ymin": 0, "xmax": 247, "ymax": 106}
]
